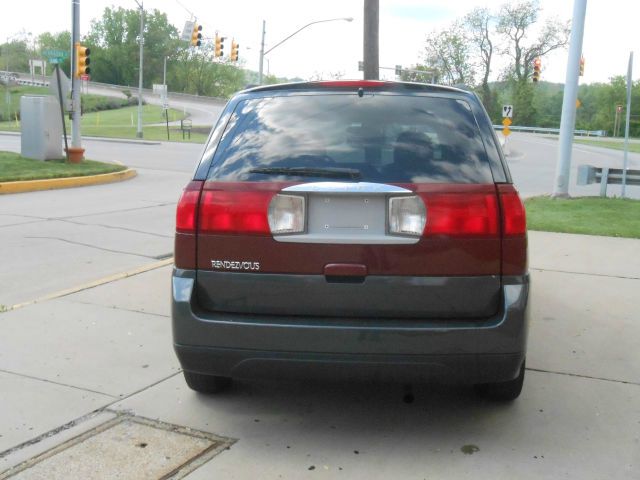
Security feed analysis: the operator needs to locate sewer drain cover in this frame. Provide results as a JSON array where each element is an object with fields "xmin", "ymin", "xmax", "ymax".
[{"xmin": 2, "ymin": 415, "xmax": 232, "ymax": 480}]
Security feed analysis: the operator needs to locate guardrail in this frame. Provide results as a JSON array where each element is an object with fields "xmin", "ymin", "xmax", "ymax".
[
  {"xmin": 577, "ymin": 165, "xmax": 640, "ymax": 196},
  {"xmin": 16, "ymin": 78, "xmax": 49, "ymax": 87},
  {"xmin": 493, "ymin": 125, "xmax": 607, "ymax": 137},
  {"xmin": 8, "ymin": 72, "xmax": 227, "ymax": 105}
]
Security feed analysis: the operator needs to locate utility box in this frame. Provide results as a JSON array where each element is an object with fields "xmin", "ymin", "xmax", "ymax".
[{"xmin": 20, "ymin": 95, "xmax": 63, "ymax": 160}]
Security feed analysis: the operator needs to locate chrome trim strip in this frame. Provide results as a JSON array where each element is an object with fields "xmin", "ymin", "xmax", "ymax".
[
  {"xmin": 273, "ymin": 234, "xmax": 419, "ymax": 245},
  {"xmin": 282, "ymin": 182, "xmax": 412, "ymax": 194}
]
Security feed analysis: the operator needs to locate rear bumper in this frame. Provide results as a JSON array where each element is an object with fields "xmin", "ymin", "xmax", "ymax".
[{"xmin": 172, "ymin": 269, "xmax": 530, "ymax": 384}]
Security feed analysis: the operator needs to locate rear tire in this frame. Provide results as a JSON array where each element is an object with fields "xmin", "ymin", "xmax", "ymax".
[
  {"xmin": 183, "ymin": 371, "xmax": 232, "ymax": 394},
  {"xmin": 475, "ymin": 360, "xmax": 525, "ymax": 401}
]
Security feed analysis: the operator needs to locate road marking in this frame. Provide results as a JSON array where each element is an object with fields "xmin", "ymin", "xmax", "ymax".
[{"xmin": 5, "ymin": 258, "xmax": 173, "ymax": 312}]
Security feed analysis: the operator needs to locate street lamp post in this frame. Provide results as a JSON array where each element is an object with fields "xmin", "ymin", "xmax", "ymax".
[{"xmin": 258, "ymin": 17, "xmax": 353, "ymax": 84}]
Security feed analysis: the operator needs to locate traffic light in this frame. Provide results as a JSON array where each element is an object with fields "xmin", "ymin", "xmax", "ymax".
[
  {"xmin": 230, "ymin": 39, "xmax": 239, "ymax": 62},
  {"xmin": 579, "ymin": 56, "xmax": 585, "ymax": 76},
  {"xmin": 191, "ymin": 24, "xmax": 202, "ymax": 47},
  {"xmin": 214, "ymin": 34, "xmax": 225, "ymax": 57},
  {"xmin": 532, "ymin": 57, "xmax": 541, "ymax": 83},
  {"xmin": 75, "ymin": 42, "xmax": 90, "ymax": 77}
]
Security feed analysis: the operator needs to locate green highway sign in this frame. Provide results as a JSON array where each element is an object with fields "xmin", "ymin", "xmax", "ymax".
[{"xmin": 43, "ymin": 49, "xmax": 69, "ymax": 62}]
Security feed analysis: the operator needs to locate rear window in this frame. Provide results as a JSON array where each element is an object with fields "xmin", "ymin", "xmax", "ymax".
[{"xmin": 207, "ymin": 93, "xmax": 494, "ymax": 183}]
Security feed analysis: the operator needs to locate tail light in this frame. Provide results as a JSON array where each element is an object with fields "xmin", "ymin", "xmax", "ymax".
[
  {"xmin": 498, "ymin": 184, "xmax": 528, "ymax": 275},
  {"xmin": 499, "ymin": 187, "xmax": 527, "ymax": 236},
  {"xmin": 388, "ymin": 196, "xmax": 426, "ymax": 236},
  {"xmin": 198, "ymin": 190, "xmax": 272, "ymax": 235},
  {"xmin": 176, "ymin": 181, "xmax": 204, "ymax": 233},
  {"xmin": 421, "ymin": 193, "xmax": 499, "ymax": 236},
  {"xmin": 268, "ymin": 194, "xmax": 306, "ymax": 234},
  {"xmin": 175, "ymin": 181, "xmax": 204, "ymax": 269}
]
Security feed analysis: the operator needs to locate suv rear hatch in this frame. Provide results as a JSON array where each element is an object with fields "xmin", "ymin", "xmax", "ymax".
[{"xmin": 177, "ymin": 84, "xmax": 526, "ymax": 319}]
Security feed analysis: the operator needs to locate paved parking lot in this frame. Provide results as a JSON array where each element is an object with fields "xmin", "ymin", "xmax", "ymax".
[
  {"xmin": 1, "ymin": 133, "xmax": 639, "ymax": 478},
  {"xmin": 1, "ymin": 231, "xmax": 638, "ymax": 479}
]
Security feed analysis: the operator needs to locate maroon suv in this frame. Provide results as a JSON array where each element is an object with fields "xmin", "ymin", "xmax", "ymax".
[{"xmin": 172, "ymin": 81, "xmax": 529, "ymax": 400}]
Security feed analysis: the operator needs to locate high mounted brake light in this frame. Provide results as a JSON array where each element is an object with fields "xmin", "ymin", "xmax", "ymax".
[{"xmin": 314, "ymin": 80, "xmax": 389, "ymax": 88}]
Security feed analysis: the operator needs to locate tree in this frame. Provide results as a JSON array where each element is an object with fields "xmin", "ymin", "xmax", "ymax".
[
  {"xmin": 0, "ymin": 38, "xmax": 32, "ymax": 74},
  {"xmin": 424, "ymin": 22, "xmax": 475, "ymax": 86},
  {"xmin": 495, "ymin": 1, "xmax": 569, "ymax": 125},
  {"xmin": 85, "ymin": 7, "xmax": 179, "ymax": 87},
  {"xmin": 168, "ymin": 43, "xmax": 245, "ymax": 98},
  {"xmin": 37, "ymin": 31, "xmax": 71, "ymax": 76},
  {"xmin": 464, "ymin": 8, "xmax": 495, "ymax": 111},
  {"xmin": 399, "ymin": 65, "xmax": 436, "ymax": 83},
  {"xmin": 497, "ymin": 0, "xmax": 569, "ymax": 83}
]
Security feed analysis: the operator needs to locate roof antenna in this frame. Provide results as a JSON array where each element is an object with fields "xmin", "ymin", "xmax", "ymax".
[{"xmin": 358, "ymin": 87, "xmax": 364, "ymax": 98}]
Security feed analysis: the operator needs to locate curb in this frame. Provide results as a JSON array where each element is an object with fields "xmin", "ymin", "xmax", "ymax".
[{"xmin": 0, "ymin": 168, "xmax": 137, "ymax": 195}]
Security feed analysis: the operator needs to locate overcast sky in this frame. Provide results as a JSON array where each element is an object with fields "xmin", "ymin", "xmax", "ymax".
[{"xmin": 1, "ymin": 0, "xmax": 637, "ymax": 84}]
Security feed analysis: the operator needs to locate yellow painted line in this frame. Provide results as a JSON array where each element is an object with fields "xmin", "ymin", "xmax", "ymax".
[
  {"xmin": 6, "ymin": 258, "xmax": 173, "ymax": 312},
  {"xmin": 0, "ymin": 168, "xmax": 137, "ymax": 195}
]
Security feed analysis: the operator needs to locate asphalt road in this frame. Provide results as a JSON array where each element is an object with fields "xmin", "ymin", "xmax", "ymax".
[
  {"xmin": 504, "ymin": 133, "xmax": 640, "ymax": 198},
  {"xmin": 0, "ymin": 134, "xmax": 200, "ymax": 307}
]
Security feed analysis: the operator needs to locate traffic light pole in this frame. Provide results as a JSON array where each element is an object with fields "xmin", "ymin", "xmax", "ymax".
[
  {"xmin": 552, "ymin": 0, "xmax": 587, "ymax": 198},
  {"xmin": 71, "ymin": 0, "xmax": 81, "ymax": 148},
  {"xmin": 622, "ymin": 52, "xmax": 633, "ymax": 198},
  {"xmin": 135, "ymin": 0, "xmax": 144, "ymax": 139}
]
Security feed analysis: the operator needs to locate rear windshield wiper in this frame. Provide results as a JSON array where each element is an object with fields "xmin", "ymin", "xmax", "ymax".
[{"xmin": 248, "ymin": 166, "xmax": 361, "ymax": 180}]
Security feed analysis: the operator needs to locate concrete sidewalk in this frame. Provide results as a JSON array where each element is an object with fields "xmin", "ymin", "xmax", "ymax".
[{"xmin": 0, "ymin": 231, "xmax": 638, "ymax": 479}]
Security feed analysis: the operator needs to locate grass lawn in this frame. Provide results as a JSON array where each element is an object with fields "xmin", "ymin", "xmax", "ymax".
[
  {"xmin": 0, "ymin": 150, "xmax": 126, "ymax": 182},
  {"xmin": 525, "ymin": 196, "xmax": 640, "ymax": 239},
  {"xmin": 1, "ymin": 86, "xmax": 204, "ymax": 143},
  {"xmin": 1, "ymin": 85, "xmax": 49, "ymax": 121},
  {"xmin": 79, "ymin": 104, "xmax": 185, "ymax": 126},
  {"xmin": 79, "ymin": 123, "xmax": 209, "ymax": 143},
  {"xmin": 574, "ymin": 139, "xmax": 640, "ymax": 153},
  {"xmin": 0, "ymin": 104, "xmax": 207, "ymax": 143}
]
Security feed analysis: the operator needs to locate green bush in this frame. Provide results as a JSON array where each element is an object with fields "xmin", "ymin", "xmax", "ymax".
[{"xmin": 81, "ymin": 94, "xmax": 128, "ymax": 113}]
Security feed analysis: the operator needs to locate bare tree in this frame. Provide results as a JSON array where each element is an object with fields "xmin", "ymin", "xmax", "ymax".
[
  {"xmin": 497, "ymin": 0, "xmax": 569, "ymax": 82},
  {"xmin": 424, "ymin": 22, "xmax": 475, "ymax": 86},
  {"xmin": 464, "ymin": 8, "xmax": 495, "ymax": 106}
]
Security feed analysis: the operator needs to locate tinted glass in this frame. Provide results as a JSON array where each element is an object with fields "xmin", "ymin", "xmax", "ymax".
[{"xmin": 208, "ymin": 94, "xmax": 494, "ymax": 183}]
